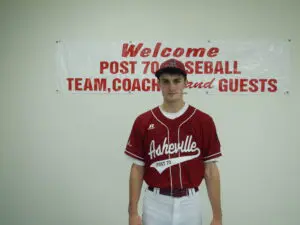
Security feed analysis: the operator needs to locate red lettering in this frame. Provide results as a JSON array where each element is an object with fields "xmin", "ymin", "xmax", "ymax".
[
  {"xmin": 67, "ymin": 78, "xmax": 74, "ymax": 90},
  {"xmin": 229, "ymin": 79, "xmax": 239, "ymax": 92},
  {"xmin": 66, "ymin": 78, "xmax": 107, "ymax": 92},
  {"xmin": 186, "ymin": 79, "xmax": 216, "ymax": 89},
  {"xmin": 141, "ymin": 48, "xmax": 151, "ymax": 57},
  {"xmin": 151, "ymin": 79, "xmax": 160, "ymax": 91},
  {"xmin": 248, "ymin": 79, "xmax": 258, "ymax": 92},
  {"xmin": 239, "ymin": 79, "xmax": 248, "ymax": 92},
  {"xmin": 100, "ymin": 61, "xmax": 109, "ymax": 74},
  {"xmin": 192, "ymin": 82, "xmax": 204, "ymax": 88},
  {"xmin": 218, "ymin": 78, "xmax": 278, "ymax": 93},
  {"xmin": 204, "ymin": 78, "xmax": 215, "ymax": 88},
  {"xmin": 101, "ymin": 61, "xmax": 137, "ymax": 74},
  {"xmin": 195, "ymin": 61, "xmax": 203, "ymax": 74},
  {"xmin": 132, "ymin": 79, "xmax": 141, "ymax": 91},
  {"xmin": 94, "ymin": 78, "xmax": 107, "ymax": 91},
  {"xmin": 185, "ymin": 61, "xmax": 194, "ymax": 74},
  {"xmin": 161, "ymin": 61, "xmax": 240, "ymax": 75},
  {"xmin": 123, "ymin": 78, "xmax": 131, "ymax": 91},
  {"xmin": 75, "ymin": 78, "xmax": 83, "ymax": 91},
  {"xmin": 214, "ymin": 61, "xmax": 224, "ymax": 74},
  {"xmin": 234, "ymin": 61, "xmax": 241, "ymax": 74},
  {"xmin": 123, "ymin": 42, "xmax": 220, "ymax": 58},
  {"xmin": 186, "ymin": 82, "xmax": 193, "ymax": 89},
  {"xmin": 83, "ymin": 78, "xmax": 92, "ymax": 91},
  {"xmin": 204, "ymin": 61, "xmax": 213, "ymax": 74},
  {"xmin": 260, "ymin": 79, "xmax": 268, "ymax": 92},
  {"xmin": 218, "ymin": 79, "xmax": 228, "ymax": 92},
  {"xmin": 161, "ymin": 48, "xmax": 172, "ymax": 57},
  {"xmin": 110, "ymin": 61, "xmax": 118, "ymax": 74},
  {"xmin": 173, "ymin": 48, "xmax": 184, "ymax": 57},
  {"xmin": 142, "ymin": 61, "xmax": 150, "ymax": 74},
  {"xmin": 151, "ymin": 61, "xmax": 159, "ymax": 74},
  {"xmin": 219, "ymin": 78, "xmax": 277, "ymax": 92},
  {"xmin": 129, "ymin": 61, "xmax": 137, "ymax": 74},
  {"xmin": 207, "ymin": 48, "xmax": 219, "ymax": 57},
  {"xmin": 268, "ymin": 79, "xmax": 277, "ymax": 92},
  {"xmin": 120, "ymin": 61, "xmax": 129, "ymax": 74},
  {"xmin": 122, "ymin": 43, "xmax": 143, "ymax": 57},
  {"xmin": 142, "ymin": 79, "xmax": 151, "ymax": 91},
  {"xmin": 112, "ymin": 78, "xmax": 121, "ymax": 91},
  {"xmin": 224, "ymin": 61, "xmax": 232, "ymax": 74},
  {"xmin": 153, "ymin": 42, "xmax": 162, "ymax": 57},
  {"xmin": 186, "ymin": 48, "xmax": 206, "ymax": 57}
]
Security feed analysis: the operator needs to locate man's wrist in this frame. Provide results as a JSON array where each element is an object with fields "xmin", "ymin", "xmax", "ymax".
[
  {"xmin": 212, "ymin": 211, "xmax": 222, "ymax": 220},
  {"xmin": 129, "ymin": 210, "xmax": 138, "ymax": 216},
  {"xmin": 213, "ymin": 214, "xmax": 222, "ymax": 221},
  {"xmin": 128, "ymin": 203, "xmax": 138, "ymax": 215}
]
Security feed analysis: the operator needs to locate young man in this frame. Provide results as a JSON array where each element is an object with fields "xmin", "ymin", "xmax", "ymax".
[{"xmin": 124, "ymin": 58, "xmax": 223, "ymax": 225}]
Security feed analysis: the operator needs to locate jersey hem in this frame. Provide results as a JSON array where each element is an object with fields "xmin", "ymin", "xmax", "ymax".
[{"xmin": 124, "ymin": 149, "xmax": 144, "ymax": 161}]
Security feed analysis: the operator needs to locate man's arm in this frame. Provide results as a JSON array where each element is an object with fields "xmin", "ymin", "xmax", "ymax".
[
  {"xmin": 128, "ymin": 163, "xmax": 144, "ymax": 224},
  {"xmin": 204, "ymin": 162, "xmax": 222, "ymax": 222}
]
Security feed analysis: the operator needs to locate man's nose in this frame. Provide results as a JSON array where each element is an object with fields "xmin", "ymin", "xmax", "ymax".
[{"xmin": 169, "ymin": 82, "xmax": 176, "ymax": 91}]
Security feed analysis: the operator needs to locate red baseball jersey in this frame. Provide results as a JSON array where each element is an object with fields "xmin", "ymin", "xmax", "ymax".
[{"xmin": 124, "ymin": 104, "xmax": 222, "ymax": 189}]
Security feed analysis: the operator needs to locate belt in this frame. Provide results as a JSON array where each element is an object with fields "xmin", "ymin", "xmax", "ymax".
[{"xmin": 148, "ymin": 186, "xmax": 199, "ymax": 197}]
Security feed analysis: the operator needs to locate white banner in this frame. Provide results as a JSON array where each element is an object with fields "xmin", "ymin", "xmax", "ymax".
[{"xmin": 55, "ymin": 40, "xmax": 291, "ymax": 95}]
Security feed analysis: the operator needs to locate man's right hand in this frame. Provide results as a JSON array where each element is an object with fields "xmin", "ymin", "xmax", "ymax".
[{"xmin": 129, "ymin": 214, "xmax": 142, "ymax": 225}]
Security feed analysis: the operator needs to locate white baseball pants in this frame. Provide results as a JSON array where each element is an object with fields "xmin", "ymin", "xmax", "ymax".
[{"xmin": 142, "ymin": 187, "xmax": 202, "ymax": 225}]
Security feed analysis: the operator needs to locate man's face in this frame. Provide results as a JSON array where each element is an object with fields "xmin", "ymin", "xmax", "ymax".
[{"xmin": 158, "ymin": 73, "xmax": 187, "ymax": 103}]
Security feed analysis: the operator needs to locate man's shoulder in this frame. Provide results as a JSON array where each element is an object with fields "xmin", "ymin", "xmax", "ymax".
[{"xmin": 189, "ymin": 105, "xmax": 214, "ymax": 122}]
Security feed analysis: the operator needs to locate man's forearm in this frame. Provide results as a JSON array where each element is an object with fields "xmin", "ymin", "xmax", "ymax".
[
  {"xmin": 128, "ymin": 164, "xmax": 144, "ymax": 215},
  {"xmin": 204, "ymin": 163, "xmax": 222, "ymax": 220}
]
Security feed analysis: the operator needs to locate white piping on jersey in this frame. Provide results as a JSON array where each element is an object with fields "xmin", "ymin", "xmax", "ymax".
[
  {"xmin": 204, "ymin": 151, "xmax": 221, "ymax": 160},
  {"xmin": 177, "ymin": 108, "xmax": 197, "ymax": 188},
  {"xmin": 125, "ymin": 150, "xmax": 144, "ymax": 160},
  {"xmin": 150, "ymin": 109, "xmax": 173, "ymax": 194}
]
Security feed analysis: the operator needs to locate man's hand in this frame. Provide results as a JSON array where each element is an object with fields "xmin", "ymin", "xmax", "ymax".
[
  {"xmin": 129, "ymin": 214, "xmax": 142, "ymax": 225},
  {"xmin": 210, "ymin": 218, "xmax": 222, "ymax": 225}
]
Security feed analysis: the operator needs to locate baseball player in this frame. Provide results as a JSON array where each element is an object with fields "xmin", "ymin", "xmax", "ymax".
[{"xmin": 125, "ymin": 58, "xmax": 223, "ymax": 225}]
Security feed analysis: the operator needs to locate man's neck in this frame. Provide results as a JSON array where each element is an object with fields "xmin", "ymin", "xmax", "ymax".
[{"xmin": 161, "ymin": 100, "xmax": 185, "ymax": 113}]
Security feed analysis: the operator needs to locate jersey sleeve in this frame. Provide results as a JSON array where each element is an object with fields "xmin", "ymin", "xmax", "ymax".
[
  {"xmin": 124, "ymin": 116, "xmax": 145, "ymax": 164},
  {"xmin": 125, "ymin": 154, "xmax": 145, "ymax": 166},
  {"xmin": 202, "ymin": 117, "xmax": 222, "ymax": 162}
]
